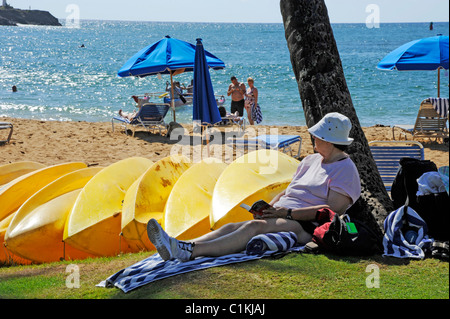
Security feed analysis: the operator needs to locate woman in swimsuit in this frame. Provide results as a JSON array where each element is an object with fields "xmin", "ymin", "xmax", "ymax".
[{"xmin": 244, "ymin": 77, "xmax": 258, "ymax": 125}]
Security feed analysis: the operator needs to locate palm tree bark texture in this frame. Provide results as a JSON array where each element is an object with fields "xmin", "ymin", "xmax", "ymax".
[{"xmin": 280, "ymin": 0, "xmax": 394, "ymax": 237}]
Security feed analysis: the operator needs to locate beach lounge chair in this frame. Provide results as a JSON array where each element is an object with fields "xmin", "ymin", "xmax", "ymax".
[
  {"xmin": 111, "ymin": 103, "xmax": 170, "ymax": 137},
  {"xmin": 392, "ymin": 98, "xmax": 449, "ymax": 143},
  {"xmin": 369, "ymin": 140, "xmax": 424, "ymax": 192},
  {"xmin": 0, "ymin": 122, "xmax": 13, "ymax": 144},
  {"xmin": 229, "ymin": 134, "xmax": 302, "ymax": 158}
]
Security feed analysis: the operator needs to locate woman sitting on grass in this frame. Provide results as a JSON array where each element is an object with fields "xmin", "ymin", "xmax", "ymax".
[{"xmin": 147, "ymin": 112, "xmax": 362, "ymax": 262}]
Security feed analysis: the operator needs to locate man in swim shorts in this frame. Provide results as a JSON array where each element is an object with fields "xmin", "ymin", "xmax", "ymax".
[{"xmin": 227, "ymin": 76, "xmax": 246, "ymax": 116}]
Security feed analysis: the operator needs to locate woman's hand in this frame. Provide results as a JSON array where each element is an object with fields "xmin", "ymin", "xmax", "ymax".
[{"xmin": 258, "ymin": 206, "xmax": 288, "ymax": 219}]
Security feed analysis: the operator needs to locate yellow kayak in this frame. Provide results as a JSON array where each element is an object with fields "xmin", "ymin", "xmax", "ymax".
[
  {"xmin": 63, "ymin": 157, "xmax": 153, "ymax": 257},
  {"xmin": 0, "ymin": 212, "xmax": 32, "ymax": 265},
  {"xmin": 121, "ymin": 155, "xmax": 192, "ymax": 251},
  {"xmin": 5, "ymin": 167, "xmax": 103, "ymax": 263},
  {"xmin": 163, "ymin": 157, "xmax": 228, "ymax": 240},
  {"xmin": 210, "ymin": 150, "xmax": 299, "ymax": 230},
  {"xmin": 0, "ymin": 161, "xmax": 46, "ymax": 186},
  {"xmin": 0, "ymin": 162, "xmax": 87, "ymax": 222}
]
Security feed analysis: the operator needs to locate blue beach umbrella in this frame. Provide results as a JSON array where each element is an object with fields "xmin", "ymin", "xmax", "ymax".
[
  {"xmin": 193, "ymin": 38, "xmax": 222, "ymax": 126},
  {"xmin": 377, "ymin": 35, "xmax": 449, "ymax": 97},
  {"xmin": 118, "ymin": 35, "xmax": 225, "ymax": 121},
  {"xmin": 118, "ymin": 35, "xmax": 225, "ymax": 77}
]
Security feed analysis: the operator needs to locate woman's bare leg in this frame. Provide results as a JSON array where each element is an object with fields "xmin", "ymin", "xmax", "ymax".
[
  {"xmin": 244, "ymin": 103, "xmax": 254, "ymax": 125},
  {"xmin": 118, "ymin": 109, "xmax": 136, "ymax": 121},
  {"xmin": 147, "ymin": 218, "xmax": 312, "ymax": 261},
  {"xmin": 191, "ymin": 218, "xmax": 307, "ymax": 258},
  {"xmin": 191, "ymin": 221, "xmax": 248, "ymax": 243}
]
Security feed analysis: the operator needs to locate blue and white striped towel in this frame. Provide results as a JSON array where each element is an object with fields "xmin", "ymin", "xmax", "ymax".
[
  {"xmin": 425, "ymin": 97, "xmax": 449, "ymax": 118},
  {"xmin": 97, "ymin": 252, "xmax": 263, "ymax": 293},
  {"xmin": 97, "ymin": 231, "xmax": 302, "ymax": 293},
  {"xmin": 246, "ymin": 231, "xmax": 298, "ymax": 255},
  {"xmin": 251, "ymin": 103, "xmax": 263, "ymax": 124},
  {"xmin": 383, "ymin": 205, "xmax": 433, "ymax": 259}
]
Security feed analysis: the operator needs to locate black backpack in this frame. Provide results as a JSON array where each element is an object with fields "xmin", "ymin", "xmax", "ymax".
[
  {"xmin": 391, "ymin": 158, "xmax": 437, "ymax": 209},
  {"xmin": 391, "ymin": 158, "xmax": 448, "ymax": 241},
  {"xmin": 312, "ymin": 208, "xmax": 382, "ymax": 256},
  {"xmin": 415, "ymin": 192, "xmax": 449, "ymax": 241}
]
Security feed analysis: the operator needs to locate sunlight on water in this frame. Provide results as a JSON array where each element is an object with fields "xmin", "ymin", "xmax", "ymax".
[{"xmin": 0, "ymin": 21, "xmax": 448, "ymax": 126}]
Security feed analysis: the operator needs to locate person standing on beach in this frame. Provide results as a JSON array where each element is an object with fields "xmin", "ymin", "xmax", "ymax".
[
  {"xmin": 245, "ymin": 77, "xmax": 262, "ymax": 125},
  {"xmin": 227, "ymin": 76, "xmax": 246, "ymax": 117}
]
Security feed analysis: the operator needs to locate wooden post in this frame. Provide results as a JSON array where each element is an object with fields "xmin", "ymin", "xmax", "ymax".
[{"xmin": 170, "ymin": 71, "xmax": 176, "ymax": 122}]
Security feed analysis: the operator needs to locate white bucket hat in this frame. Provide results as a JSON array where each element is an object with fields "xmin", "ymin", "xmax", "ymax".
[{"xmin": 308, "ymin": 112, "xmax": 354, "ymax": 145}]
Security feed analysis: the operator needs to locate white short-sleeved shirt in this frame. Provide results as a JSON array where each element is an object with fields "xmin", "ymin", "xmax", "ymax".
[{"xmin": 273, "ymin": 153, "xmax": 361, "ymax": 210}]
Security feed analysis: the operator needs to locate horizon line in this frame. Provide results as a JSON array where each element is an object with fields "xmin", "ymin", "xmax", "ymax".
[{"xmin": 57, "ymin": 18, "xmax": 450, "ymax": 25}]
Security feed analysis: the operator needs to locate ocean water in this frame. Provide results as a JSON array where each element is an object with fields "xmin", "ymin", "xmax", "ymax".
[{"xmin": 0, "ymin": 20, "xmax": 448, "ymax": 126}]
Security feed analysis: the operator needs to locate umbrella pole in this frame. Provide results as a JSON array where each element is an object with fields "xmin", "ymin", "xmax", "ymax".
[
  {"xmin": 170, "ymin": 71, "xmax": 176, "ymax": 122},
  {"xmin": 201, "ymin": 124, "xmax": 210, "ymax": 157},
  {"xmin": 437, "ymin": 67, "xmax": 441, "ymax": 98}
]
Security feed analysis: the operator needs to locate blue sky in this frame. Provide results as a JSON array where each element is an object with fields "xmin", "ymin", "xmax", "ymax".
[{"xmin": 8, "ymin": 0, "xmax": 450, "ymax": 23}]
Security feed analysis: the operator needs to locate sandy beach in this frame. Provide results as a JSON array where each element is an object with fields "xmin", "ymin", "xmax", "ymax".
[{"xmin": 0, "ymin": 117, "xmax": 448, "ymax": 169}]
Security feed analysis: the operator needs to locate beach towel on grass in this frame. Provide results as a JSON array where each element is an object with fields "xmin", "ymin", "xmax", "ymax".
[
  {"xmin": 383, "ymin": 205, "xmax": 433, "ymax": 259},
  {"xmin": 97, "ymin": 231, "xmax": 302, "ymax": 293}
]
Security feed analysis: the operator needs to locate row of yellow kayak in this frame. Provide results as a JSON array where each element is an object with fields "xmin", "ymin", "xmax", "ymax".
[{"xmin": 0, "ymin": 150, "xmax": 299, "ymax": 265}]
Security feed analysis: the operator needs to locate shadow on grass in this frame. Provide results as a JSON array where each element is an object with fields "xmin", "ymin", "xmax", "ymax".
[{"xmin": 105, "ymin": 252, "xmax": 409, "ymax": 299}]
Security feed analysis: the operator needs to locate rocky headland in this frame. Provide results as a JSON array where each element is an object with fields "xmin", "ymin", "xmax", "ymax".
[{"xmin": 0, "ymin": 7, "xmax": 61, "ymax": 26}]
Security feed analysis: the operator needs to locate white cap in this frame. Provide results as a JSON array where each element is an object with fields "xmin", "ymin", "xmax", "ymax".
[{"xmin": 308, "ymin": 112, "xmax": 354, "ymax": 145}]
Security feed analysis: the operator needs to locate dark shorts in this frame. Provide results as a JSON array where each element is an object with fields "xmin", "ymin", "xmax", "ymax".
[{"xmin": 231, "ymin": 99, "xmax": 245, "ymax": 116}]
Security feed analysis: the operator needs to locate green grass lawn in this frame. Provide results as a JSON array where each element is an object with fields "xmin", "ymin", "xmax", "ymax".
[{"xmin": 0, "ymin": 251, "xmax": 448, "ymax": 299}]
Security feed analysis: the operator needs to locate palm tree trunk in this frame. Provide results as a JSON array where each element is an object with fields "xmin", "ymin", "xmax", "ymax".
[{"xmin": 280, "ymin": 0, "xmax": 393, "ymax": 236}]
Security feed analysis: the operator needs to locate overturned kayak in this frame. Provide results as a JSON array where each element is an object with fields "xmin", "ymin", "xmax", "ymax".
[
  {"xmin": 0, "ymin": 162, "xmax": 87, "ymax": 222},
  {"xmin": 0, "ymin": 161, "xmax": 46, "ymax": 186},
  {"xmin": 63, "ymin": 157, "xmax": 153, "ymax": 257},
  {"xmin": 210, "ymin": 150, "xmax": 299, "ymax": 230},
  {"xmin": 0, "ymin": 213, "xmax": 32, "ymax": 265},
  {"xmin": 163, "ymin": 157, "xmax": 228, "ymax": 240},
  {"xmin": 121, "ymin": 155, "xmax": 192, "ymax": 251},
  {"xmin": 5, "ymin": 167, "xmax": 103, "ymax": 263}
]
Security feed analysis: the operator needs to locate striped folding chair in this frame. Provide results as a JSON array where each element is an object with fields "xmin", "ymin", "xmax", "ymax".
[
  {"xmin": 392, "ymin": 99, "xmax": 449, "ymax": 143},
  {"xmin": 369, "ymin": 140, "xmax": 424, "ymax": 193}
]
